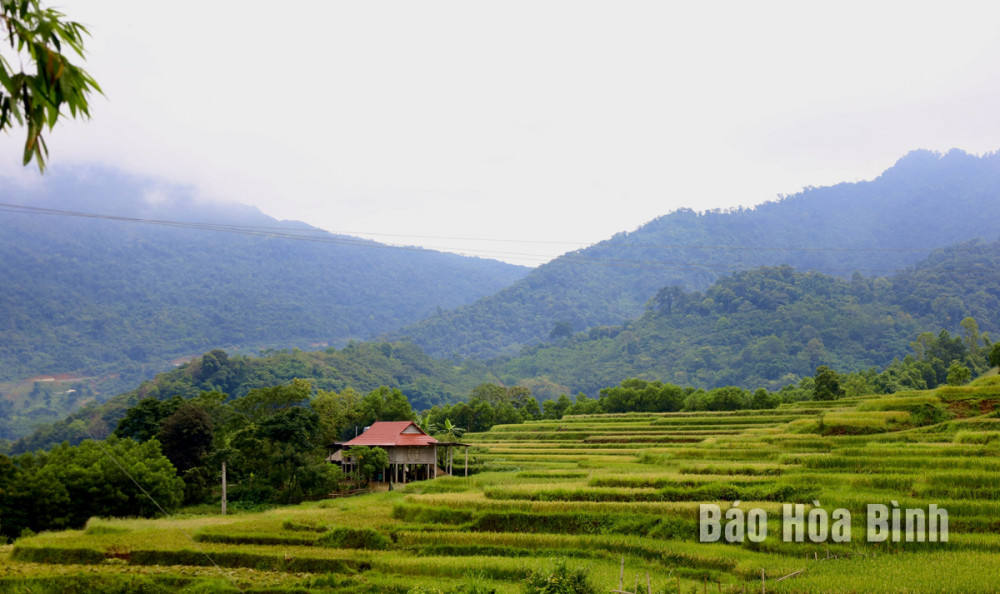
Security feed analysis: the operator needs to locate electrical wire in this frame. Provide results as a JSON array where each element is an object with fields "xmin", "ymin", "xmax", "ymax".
[
  {"xmin": 84, "ymin": 427, "xmax": 246, "ymax": 594},
  {"xmin": 0, "ymin": 201, "xmax": 948, "ymax": 274}
]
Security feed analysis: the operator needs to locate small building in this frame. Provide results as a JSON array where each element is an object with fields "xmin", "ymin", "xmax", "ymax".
[{"xmin": 332, "ymin": 421, "xmax": 468, "ymax": 483}]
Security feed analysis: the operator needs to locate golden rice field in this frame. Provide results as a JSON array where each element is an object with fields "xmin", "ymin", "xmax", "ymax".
[{"xmin": 4, "ymin": 374, "xmax": 1000, "ymax": 592}]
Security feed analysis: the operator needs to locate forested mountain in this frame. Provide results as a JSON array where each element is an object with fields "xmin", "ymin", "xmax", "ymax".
[
  {"xmin": 496, "ymin": 239, "xmax": 1000, "ymax": 396},
  {"xmin": 8, "ymin": 341, "xmax": 498, "ymax": 453},
  {"xmin": 0, "ymin": 167, "xmax": 527, "ymax": 430},
  {"xmin": 11, "ymin": 240, "xmax": 999, "ymax": 452},
  {"xmin": 396, "ymin": 149, "xmax": 1000, "ymax": 359}
]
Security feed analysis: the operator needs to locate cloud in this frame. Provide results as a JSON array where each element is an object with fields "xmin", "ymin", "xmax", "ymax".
[{"xmin": 5, "ymin": 0, "xmax": 999, "ymax": 266}]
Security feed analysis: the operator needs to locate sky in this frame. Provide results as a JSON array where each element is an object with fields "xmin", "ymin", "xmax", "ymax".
[{"xmin": 3, "ymin": 0, "xmax": 1000, "ymax": 266}]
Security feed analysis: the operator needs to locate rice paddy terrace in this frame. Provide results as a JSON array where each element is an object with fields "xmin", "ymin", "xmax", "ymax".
[{"xmin": 4, "ymin": 375, "xmax": 1000, "ymax": 592}]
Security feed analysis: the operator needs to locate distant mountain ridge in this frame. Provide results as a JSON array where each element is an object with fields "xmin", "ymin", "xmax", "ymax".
[
  {"xmin": 0, "ymin": 167, "xmax": 528, "ymax": 427},
  {"xmin": 395, "ymin": 149, "xmax": 1000, "ymax": 359},
  {"xmin": 495, "ymin": 239, "xmax": 1000, "ymax": 397}
]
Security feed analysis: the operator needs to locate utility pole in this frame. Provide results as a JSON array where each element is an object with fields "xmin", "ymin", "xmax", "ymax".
[{"xmin": 221, "ymin": 460, "xmax": 227, "ymax": 515}]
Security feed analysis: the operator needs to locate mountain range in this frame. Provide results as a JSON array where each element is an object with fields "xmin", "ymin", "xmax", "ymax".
[
  {"xmin": 495, "ymin": 239, "xmax": 1000, "ymax": 397},
  {"xmin": 394, "ymin": 149, "xmax": 1000, "ymax": 359},
  {"xmin": 3, "ymin": 149, "xmax": 1000, "ymax": 441},
  {"xmin": 0, "ymin": 167, "xmax": 526, "ymax": 433}
]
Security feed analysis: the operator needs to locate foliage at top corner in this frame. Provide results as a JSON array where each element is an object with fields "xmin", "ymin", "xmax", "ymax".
[{"xmin": 1, "ymin": 0, "xmax": 102, "ymax": 170}]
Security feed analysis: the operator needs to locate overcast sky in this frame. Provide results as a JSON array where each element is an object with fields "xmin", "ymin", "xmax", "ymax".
[{"xmin": 3, "ymin": 1, "xmax": 1000, "ymax": 266}]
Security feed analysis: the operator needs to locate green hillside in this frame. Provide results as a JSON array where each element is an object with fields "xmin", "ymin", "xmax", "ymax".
[
  {"xmin": 496, "ymin": 240, "xmax": 1000, "ymax": 397},
  {"xmin": 6, "ymin": 342, "xmax": 497, "ymax": 451},
  {"xmin": 5, "ymin": 375, "xmax": 1000, "ymax": 592},
  {"xmin": 11, "ymin": 238, "xmax": 996, "ymax": 446},
  {"xmin": 0, "ymin": 167, "xmax": 526, "ymax": 428},
  {"xmin": 396, "ymin": 149, "xmax": 1000, "ymax": 360}
]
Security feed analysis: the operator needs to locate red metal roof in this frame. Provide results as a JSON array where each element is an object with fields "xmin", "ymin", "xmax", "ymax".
[{"xmin": 343, "ymin": 421, "xmax": 439, "ymax": 447}]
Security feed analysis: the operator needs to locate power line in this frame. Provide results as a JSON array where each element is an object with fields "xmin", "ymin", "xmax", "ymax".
[
  {"xmin": 0, "ymin": 201, "xmax": 940, "ymax": 252},
  {"xmin": 0, "ymin": 201, "xmax": 947, "ymax": 274},
  {"xmin": 85, "ymin": 428, "xmax": 246, "ymax": 594}
]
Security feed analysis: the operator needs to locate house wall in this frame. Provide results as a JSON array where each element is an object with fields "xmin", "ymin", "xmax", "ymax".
[{"xmin": 387, "ymin": 445, "xmax": 436, "ymax": 465}]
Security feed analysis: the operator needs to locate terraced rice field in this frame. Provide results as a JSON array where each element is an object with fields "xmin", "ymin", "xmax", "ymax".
[{"xmin": 4, "ymin": 375, "xmax": 1000, "ymax": 592}]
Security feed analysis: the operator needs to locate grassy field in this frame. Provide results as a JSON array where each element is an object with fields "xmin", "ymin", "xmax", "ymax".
[{"xmin": 4, "ymin": 374, "xmax": 1000, "ymax": 592}]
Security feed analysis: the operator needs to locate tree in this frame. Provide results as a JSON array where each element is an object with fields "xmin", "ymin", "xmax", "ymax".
[
  {"xmin": 258, "ymin": 407, "xmax": 321, "ymax": 451},
  {"xmin": 989, "ymin": 343, "xmax": 1000, "ymax": 369},
  {"xmin": 439, "ymin": 418, "xmax": 465, "ymax": 440},
  {"xmin": 354, "ymin": 386, "xmax": 413, "ymax": 427},
  {"xmin": 1, "ymin": 0, "xmax": 102, "ymax": 170},
  {"xmin": 549, "ymin": 321, "xmax": 574, "ymax": 340},
  {"xmin": 113, "ymin": 395, "xmax": 184, "ymax": 442},
  {"xmin": 312, "ymin": 388, "xmax": 360, "ymax": 447},
  {"xmin": 157, "ymin": 403, "xmax": 214, "ymax": 473},
  {"xmin": 542, "ymin": 394, "xmax": 573, "ymax": 419},
  {"xmin": 960, "ymin": 317, "xmax": 982, "ymax": 357},
  {"xmin": 2, "ymin": 437, "xmax": 183, "ymax": 535},
  {"xmin": 344, "ymin": 445, "xmax": 388, "ymax": 485},
  {"xmin": 469, "ymin": 383, "xmax": 509, "ymax": 406},
  {"xmin": 231, "ymin": 379, "xmax": 312, "ymax": 424},
  {"xmin": 652, "ymin": 285, "xmax": 687, "ymax": 315},
  {"xmin": 750, "ymin": 388, "xmax": 779, "ymax": 409},
  {"xmin": 947, "ymin": 362, "xmax": 971, "ymax": 386},
  {"xmin": 813, "ymin": 366, "xmax": 845, "ymax": 401},
  {"xmin": 227, "ymin": 405, "xmax": 331, "ymax": 503},
  {"xmin": 565, "ymin": 393, "xmax": 602, "ymax": 415}
]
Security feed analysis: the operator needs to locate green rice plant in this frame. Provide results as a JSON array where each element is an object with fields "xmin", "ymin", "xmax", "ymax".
[
  {"xmin": 583, "ymin": 435, "xmax": 704, "ymax": 444},
  {"xmin": 857, "ymin": 395, "xmax": 941, "ymax": 411},
  {"xmin": 516, "ymin": 472, "xmax": 588, "ymax": 479},
  {"xmin": 677, "ymin": 464, "xmax": 784, "ymax": 476},
  {"xmin": 392, "ymin": 504, "xmax": 476, "ymax": 525},
  {"xmin": 0, "ymin": 573, "xmax": 239, "ymax": 593},
  {"xmin": 127, "ymin": 547, "xmax": 364, "ymax": 573},
  {"xmin": 765, "ymin": 550, "xmax": 1000, "ymax": 593},
  {"xmin": 936, "ymin": 384, "xmax": 1000, "ymax": 401},
  {"xmin": 466, "ymin": 510, "xmax": 698, "ymax": 541},
  {"xmin": 317, "ymin": 527, "xmax": 391, "ymax": 550},
  {"xmin": 484, "ymin": 486, "xmax": 665, "ymax": 503},
  {"xmin": 11, "ymin": 544, "xmax": 106, "ymax": 565},
  {"xmin": 953, "ymin": 430, "xmax": 1000, "ymax": 444},
  {"xmin": 406, "ymin": 491, "xmax": 723, "ymax": 516},
  {"xmin": 15, "ymin": 385, "xmax": 1000, "ymax": 592},
  {"xmin": 589, "ymin": 474, "xmax": 769, "ymax": 489},
  {"xmin": 282, "ymin": 519, "xmax": 329, "ymax": 532},
  {"xmin": 193, "ymin": 531, "xmax": 318, "ymax": 547}
]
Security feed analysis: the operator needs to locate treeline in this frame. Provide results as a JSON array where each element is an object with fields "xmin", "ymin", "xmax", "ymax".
[
  {"xmin": 5, "ymin": 343, "xmax": 496, "ymax": 452},
  {"xmin": 802, "ymin": 325, "xmax": 1000, "ymax": 399},
  {"xmin": 428, "ymin": 325, "xmax": 1000, "ymax": 430},
  {"xmin": 0, "ymin": 380, "xmax": 419, "ymax": 540},
  {"xmin": 497, "ymin": 240, "xmax": 1000, "ymax": 397},
  {"xmin": 422, "ymin": 382, "xmax": 782, "ymax": 432},
  {"xmin": 0, "ymin": 438, "xmax": 183, "ymax": 540}
]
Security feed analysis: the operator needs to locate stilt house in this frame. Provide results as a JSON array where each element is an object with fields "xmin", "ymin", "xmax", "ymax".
[{"xmin": 333, "ymin": 420, "xmax": 468, "ymax": 483}]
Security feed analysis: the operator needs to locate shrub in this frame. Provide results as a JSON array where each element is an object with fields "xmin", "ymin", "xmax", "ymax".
[{"xmin": 523, "ymin": 559, "xmax": 596, "ymax": 594}]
